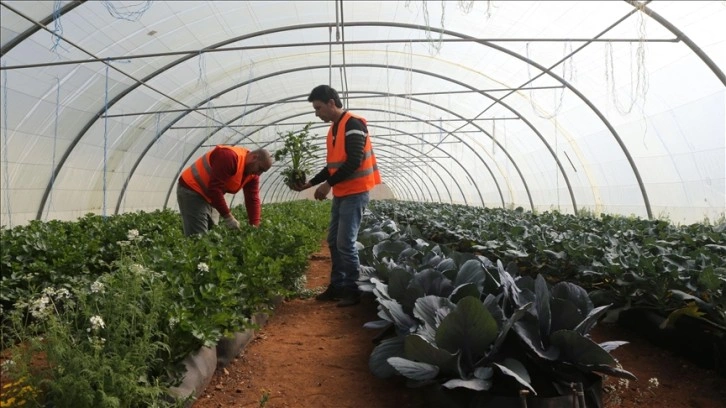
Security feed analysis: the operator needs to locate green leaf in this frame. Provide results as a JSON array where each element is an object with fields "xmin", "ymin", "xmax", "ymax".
[
  {"xmin": 441, "ymin": 378, "xmax": 492, "ymax": 391},
  {"xmin": 435, "ymin": 297, "xmax": 498, "ymax": 359},
  {"xmin": 404, "ymin": 334, "xmax": 460, "ymax": 377},
  {"xmin": 369, "ymin": 336, "xmax": 405, "ymax": 378},
  {"xmin": 549, "ymin": 330, "xmax": 617, "ymax": 367},
  {"xmin": 494, "ymin": 358, "xmax": 536, "ymax": 395},
  {"xmin": 387, "ymin": 357, "xmax": 440, "ymax": 381}
]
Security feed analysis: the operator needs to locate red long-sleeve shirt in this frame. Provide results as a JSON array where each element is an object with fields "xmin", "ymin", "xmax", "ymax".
[{"xmin": 179, "ymin": 148, "xmax": 261, "ymax": 226}]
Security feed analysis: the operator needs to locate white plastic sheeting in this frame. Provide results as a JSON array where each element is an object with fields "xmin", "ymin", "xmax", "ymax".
[{"xmin": 0, "ymin": 0, "xmax": 724, "ymax": 226}]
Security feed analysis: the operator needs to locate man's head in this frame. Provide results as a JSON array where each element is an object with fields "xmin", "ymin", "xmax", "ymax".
[
  {"xmin": 308, "ymin": 85, "xmax": 343, "ymax": 123},
  {"xmin": 246, "ymin": 148, "xmax": 273, "ymax": 176}
]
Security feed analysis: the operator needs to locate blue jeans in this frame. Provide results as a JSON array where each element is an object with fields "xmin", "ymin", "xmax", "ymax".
[{"xmin": 328, "ymin": 191, "xmax": 370, "ymax": 291}]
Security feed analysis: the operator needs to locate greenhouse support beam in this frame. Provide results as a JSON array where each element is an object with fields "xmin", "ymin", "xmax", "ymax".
[
  {"xmin": 627, "ymin": 0, "xmax": 725, "ymax": 86},
  {"xmin": 100, "ymin": 87, "xmax": 559, "ymax": 118},
  {"xmin": 257, "ymin": 125, "xmax": 463, "ymax": 205},
  {"xmin": 0, "ymin": 0, "xmax": 86, "ymax": 56},
  {"xmin": 0, "ymin": 36, "xmax": 679, "ymax": 71},
  {"xmin": 170, "ymin": 118, "xmax": 518, "ymax": 129}
]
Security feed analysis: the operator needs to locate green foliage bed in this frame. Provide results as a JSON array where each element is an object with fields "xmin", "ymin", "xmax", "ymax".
[{"xmin": 0, "ymin": 200, "xmax": 329, "ymax": 407}]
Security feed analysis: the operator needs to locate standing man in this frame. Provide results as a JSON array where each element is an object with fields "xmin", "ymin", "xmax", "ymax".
[
  {"xmin": 177, "ymin": 146, "xmax": 272, "ymax": 236},
  {"xmin": 293, "ymin": 85, "xmax": 381, "ymax": 307}
]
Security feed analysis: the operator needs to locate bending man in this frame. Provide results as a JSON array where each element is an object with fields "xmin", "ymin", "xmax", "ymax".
[{"xmin": 177, "ymin": 146, "xmax": 272, "ymax": 236}]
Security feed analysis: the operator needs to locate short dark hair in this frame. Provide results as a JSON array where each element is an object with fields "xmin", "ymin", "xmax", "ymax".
[{"xmin": 308, "ymin": 85, "xmax": 342, "ymax": 108}]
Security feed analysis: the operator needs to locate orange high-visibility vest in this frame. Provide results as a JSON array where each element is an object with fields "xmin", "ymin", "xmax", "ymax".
[
  {"xmin": 327, "ymin": 112, "xmax": 381, "ymax": 197},
  {"xmin": 180, "ymin": 146, "xmax": 256, "ymax": 202}
]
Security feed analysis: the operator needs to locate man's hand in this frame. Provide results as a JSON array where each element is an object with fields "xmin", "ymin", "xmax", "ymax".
[
  {"xmin": 291, "ymin": 181, "xmax": 311, "ymax": 192},
  {"xmin": 314, "ymin": 182, "xmax": 331, "ymax": 201},
  {"xmin": 223, "ymin": 214, "xmax": 241, "ymax": 230}
]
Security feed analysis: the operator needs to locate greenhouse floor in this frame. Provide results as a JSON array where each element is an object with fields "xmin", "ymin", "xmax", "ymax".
[{"xmin": 192, "ymin": 244, "xmax": 726, "ymax": 408}]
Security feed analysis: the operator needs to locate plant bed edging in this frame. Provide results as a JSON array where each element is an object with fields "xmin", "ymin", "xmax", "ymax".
[{"xmin": 166, "ymin": 298, "xmax": 283, "ymax": 405}]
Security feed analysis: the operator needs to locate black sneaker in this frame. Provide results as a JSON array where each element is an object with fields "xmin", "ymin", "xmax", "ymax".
[
  {"xmin": 315, "ymin": 285, "xmax": 341, "ymax": 301},
  {"xmin": 336, "ymin": 289, "xmax": 361, "ymax": 307}
]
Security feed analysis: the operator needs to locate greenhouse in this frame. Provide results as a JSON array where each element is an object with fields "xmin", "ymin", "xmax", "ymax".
[{"xmin": 1, "ymin": 1, "xmax": 724, "ymax": 407}]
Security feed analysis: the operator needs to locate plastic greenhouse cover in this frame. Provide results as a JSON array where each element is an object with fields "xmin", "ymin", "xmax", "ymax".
[{"xmin": 0, "ymin": 1, "xmax": 723, "ymax": 226}]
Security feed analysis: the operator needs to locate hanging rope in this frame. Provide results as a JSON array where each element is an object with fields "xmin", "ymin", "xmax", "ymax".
[
  {"xmin": 555, "ymin": 119, "xmax": 560, "ymax": 211},
  {"xmin": 45, "ymin": 78, "xmax": 61, "ymax": 220},
  {"xmin": 406, "ymin": 41, "xmax": 413, "ymax": 111},
  {"xmin": 604, "ymin": 5, "xmax": 649, "ymax": 115},
  {"xmin": 2, "ymin": 64, "xmax": 12, "ymax": 227},
  {"xmin": 525, "ymin": 42, "xmax": 572, "ymax": 120},
  {"xmin": 103, "ymin": 61, "xmax": 110, "ymax": 219},
  {"xmin": 457, "ymin": 1, "xmax": 476, "ymax": 14},
  {"xmin": 50, "ymin": 0, "xmax": 69, "ymax": 55},
  {"xmin": 102, "ymin": 0, "xmax": 153, "ymax": 22},
  {"xmin": 231, "ymin": 61, "xmax": 255, "ymax": 145},
  {"xmin": 492, "ymin": 119, "xmax": 497, "ymax": 155},
  {"xmin": 422, "ymin": 0, "xmax": 446, "ymax": 55},
  {"xmin": 154, "ymin": 112, "xmax": 162, "ymax": 154}
]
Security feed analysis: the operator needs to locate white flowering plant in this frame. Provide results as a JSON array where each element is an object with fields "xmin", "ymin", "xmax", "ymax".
[{"xmin": 2, "ymin": 252, "xmax": 181, "ymax": 407}]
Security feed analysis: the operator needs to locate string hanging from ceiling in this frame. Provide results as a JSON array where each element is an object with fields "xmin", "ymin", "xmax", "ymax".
[
  {"xmin": 101, "ymin": 0, "xmax": 153, "ymax": 22},
  {"xmin": 102, "ymin": 61, "xmax": 110, "ymax": 219},
  {"xmin": 525, "ymin": 41, "xmax": 574, "ymax": 120},
  {"xmin": 605, "ymin": 4, "xmax": 649, "ymax": 115},
  {"xmin": 45, "ymin": 78, "xmax": 61, "ymax": 220},
  {"xmin": 50, "ymin": 0, "xmax": 69, "ymax": 55},
  {"xmin": 2, "ymin": 64, "xmax": 11, "ymax": 227}
]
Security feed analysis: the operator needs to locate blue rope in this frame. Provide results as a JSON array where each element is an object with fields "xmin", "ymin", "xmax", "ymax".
[
  {"xmin": 103, "ymin": 62, "xmax": 109, "ymax": 220},
  {"xmin": 46, "ymin": 78, "xmax": 61, "ymax": 220},
  {"xmin": 50, "ymin": 0, "xmax": 69, "ymax": 54},
  {"xmin": 2, "ymin": 63, "xmax": 11, "ymax": 227},
  {"xmin": 102, "ymin": 0, "xmax": 153, "ymax": 22},
  {"xmin": 155, "ymin": 112, "xmax": 161, "ymax": 154}
]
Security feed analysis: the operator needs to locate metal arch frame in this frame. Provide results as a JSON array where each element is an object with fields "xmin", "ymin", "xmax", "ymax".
[
  {"xmin": 259, "ymin": 144, "xmax": 436, "ymax": 205},
  {"xmin": 626, "ymin": 1, "xmax": 724, "ymax": 86},
  {"xmin": 260, "ymin": 154, "xmax": 422, "ymax": 203},
  {"xmin": 39, "ymin": 23, "xmax": 571, "ymax": 219},
  {"xmin": 248, "ymin": 121, "xmax": 463, "ymax": 204},
  {"xmin": 218, "ymin": 114, "xmax": 473, "ymax": 206},
  {"xmin": 4, "ymin": 3, "xmax": 722, "ymax": 87},
  {"xmin": 216, "ymin": 90, "xmax": 533, "ymax": 209},
  {"xmin": 0, "ymin": 1, "xmax": 86, "ymax": 56},
  {"xmin": 157, "ymin": 93, "xmax": 488, "ymax": 210},
  {"xmin": 37, "ymin": 26, "xmax": 572, "ymax": 218},
  {"xmin": 258, "ymin": 142, "xmax": 447, "ymax": 204},
  {"xmin": 25, "ymin": 14, "xmax": 691, "ymax": 218},
  {"xmin": 261, "ymin": 136, "xmax": 454, "ymax": 204}
]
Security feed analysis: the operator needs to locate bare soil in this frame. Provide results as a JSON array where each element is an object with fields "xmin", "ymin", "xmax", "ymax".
[{"xmin": 193, "ymin": 244, "xmax": 726, "ymax": 408}]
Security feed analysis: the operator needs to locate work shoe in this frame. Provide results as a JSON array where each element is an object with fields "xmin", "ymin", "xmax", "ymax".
[
  {"xmin": 315, "ymin": 285, "xmax": 342, "ymax": 301},
  {"xmin": 336, "ymin": 289, "xmax": 361, "ymax": 307}
]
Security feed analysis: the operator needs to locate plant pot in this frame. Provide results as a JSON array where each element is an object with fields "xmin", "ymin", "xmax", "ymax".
[{"xmin": 425, "ymin": 375, "xmax": 603, "ymax": 408}]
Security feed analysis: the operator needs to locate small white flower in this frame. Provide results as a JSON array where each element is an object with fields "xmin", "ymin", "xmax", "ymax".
[
  {"xmin": 1, "ymin": 359, "xmax": 15, "ymax": 373},
  {"xmin": 648, "ymin": 377, "xmax": 660, "ymax": 388},
  {"xmin": 90, "ymin": 280, "xmax": 105, "ymax": 294},
  {"xmin": 197, "ymin": 262, "xmax": 209, "ymax": 273},
  {"xmin": 131, "ymin": 263, "xmax": 148, "ymax": 274},
  {"xmin": 55, "ymin": 288, "xmax": 71, "ymax": 299},
  {"xmin": 89, "ymin": 315, "xmax": 105, "ymax": 331},
  {"xmin": 127, "ymin": 229, "xmax": 140, "ymax": 241},
  {"xmin": 29, "ymin": 295, "xmax": 52, "ymax": 319}
]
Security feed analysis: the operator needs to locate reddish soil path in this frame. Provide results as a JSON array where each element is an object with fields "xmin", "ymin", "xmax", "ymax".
[{"xmin": 193, "ymin": 244, "xmax": 726, "ymax": 408}]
